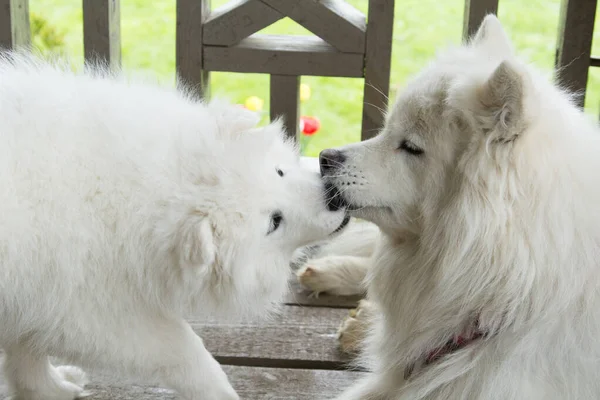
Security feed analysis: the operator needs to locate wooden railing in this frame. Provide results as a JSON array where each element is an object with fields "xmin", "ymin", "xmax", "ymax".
[{"xmin": 0, "ymin": 0, "xmax": 598, "ymax": 140}]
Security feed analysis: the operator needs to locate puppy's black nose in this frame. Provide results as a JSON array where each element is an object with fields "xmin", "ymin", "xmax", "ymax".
[{"xmin": 319, "ymin": 149, "xmax": 346, "ymax": 176}]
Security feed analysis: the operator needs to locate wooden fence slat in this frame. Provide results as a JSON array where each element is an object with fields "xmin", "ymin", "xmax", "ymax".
[
  {"xmin": 83, "ymin": 0, "xmax": 121, "ymax": 69},
  {"xmin": 462, "ymin": 0, "xmax": 499, "ymax": 40},
  {"xmin": 261, "ymin": 0, "xmax": 366, "ymax": 53},
  {"xmin": 270, "ymin": 74, "xmax": 300, "ymax": 141},
  {"xmin": 194, "ymin": 305, "xmax": 352, "ymax": 369},
  {"xmin": 555, "ymin": 0, "xmax": 598, "ymax": 108},
  {"xmin": 361, "ymin": 0, "xmax": 395, "ymax": 140},
  {"xmin": 177, "ymin": 0, "xmax": 211, "ymax": 99},
  {"xmin": 204, "ymin": 34, "xmax": 365, "ymax": 77},
  {"xmin": 0, "ymin": 0, "xmax": 30, "ymax": 50},
  {"xmin": 203, "ymin": 0, "xmax": 283, "ymax": 46}
]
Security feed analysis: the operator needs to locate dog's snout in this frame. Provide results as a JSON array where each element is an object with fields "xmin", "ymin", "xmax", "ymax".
[{"xmin": 319, "ymin": 149, "xmax": 346, "ymax": 176}]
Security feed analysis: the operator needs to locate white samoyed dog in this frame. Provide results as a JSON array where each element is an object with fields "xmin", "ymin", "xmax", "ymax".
[
  {"xmin": 0, "ymin": 52, "xmax": 350, "ymax": 400},
  {"xmin": 306, "ymin": 15, "xmax": 600, "ymax": 400}
]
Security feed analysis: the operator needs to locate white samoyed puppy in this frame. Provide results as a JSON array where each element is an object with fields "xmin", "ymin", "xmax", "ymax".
[
  {"xmin": 308, "ymin": 15, "xmax": 600, "ymax": 400},
  {"xmin": 0, "ymin": 52, "xmax": 350, "ymax": 400}
]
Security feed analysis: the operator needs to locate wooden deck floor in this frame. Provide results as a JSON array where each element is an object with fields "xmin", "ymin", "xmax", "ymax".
[{"xmin": 0, "ymin": 280, "xmax": 364, "ymax": 399}]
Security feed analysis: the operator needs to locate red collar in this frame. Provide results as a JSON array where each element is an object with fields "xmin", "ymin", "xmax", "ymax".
[{"xmin": 405, "ymin": 322, "xmax": 486, "ymax": 379}]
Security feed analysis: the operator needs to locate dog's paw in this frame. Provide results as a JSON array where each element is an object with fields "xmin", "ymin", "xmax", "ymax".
[
  {"xmin": 56, "ymin": 366, "xmax": 88, "ymax": 388},
  {"xmin": 296, "ymin": 256, "xmax": 365, "ymax": 296},
  {"xmin": 14, "ymin": 365, "xmax": 91, "ymax": 400},
  {"xmin": 44, "ymin": 365, "xmax": 90, "ymax": 400},
  {"xmin": 56, "ymin": 365, "xmax": 90, "ymax": 398},
  {"xmin": 337, "ymin": 300, "xmax": 374, "ymax": 354},
  {"xmin": 296, "ymin": 264, "xmax": 328, "ymax": 296}
]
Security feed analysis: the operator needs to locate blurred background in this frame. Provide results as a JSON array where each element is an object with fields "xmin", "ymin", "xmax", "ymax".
[{"xmin": 30, "ymin": 0, "xmax": 600, "ymax": 156}]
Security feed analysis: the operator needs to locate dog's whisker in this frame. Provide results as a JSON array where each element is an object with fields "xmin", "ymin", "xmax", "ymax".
[
  {"xmin": 363, "ymin": 101, "xmax": 387, "ymax": 117},
  {"xmin": 365, "ymin": 82, "xmax": 391, "ymax": 103}
]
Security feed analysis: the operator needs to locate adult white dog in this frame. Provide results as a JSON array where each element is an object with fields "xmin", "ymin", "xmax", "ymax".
[
  {"xmin": 305, "ymin": 15, "xmax": 600, "ymax": 400},
  {"xmin": 0, "ymin": 52, "xmax": 350, "ymax": 400}
]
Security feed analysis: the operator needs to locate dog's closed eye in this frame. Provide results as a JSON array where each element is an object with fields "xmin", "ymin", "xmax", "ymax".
[{"xmin": 398, "ymin": 140, "xmax": 424, "ymax": 156}]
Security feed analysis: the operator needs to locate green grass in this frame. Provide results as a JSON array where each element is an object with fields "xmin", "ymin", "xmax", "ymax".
[{"xmin": 30, "ymin": 0, "xmax": 600, "ymax": 156}]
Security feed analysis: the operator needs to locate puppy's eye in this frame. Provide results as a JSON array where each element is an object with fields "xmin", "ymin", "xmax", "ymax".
[
  {"xmin": 398, "ymin": 140, "xmax": 424, "ymax": 156},
  {"xmin": 267, "ymin": 211, "xmax": 283, "ymax": 235},
  {"xmin": 276, "ymin": 168, "xmax": 284, "ymax": 177}
]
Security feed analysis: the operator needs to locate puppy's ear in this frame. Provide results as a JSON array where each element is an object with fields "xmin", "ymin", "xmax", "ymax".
[
  {"xmin": 261, "ymin": 117, "xmax": 286, "ymax": 140},
  {"xmin": 244, "ymin": 117, "xmax": 296, "ymax": 152},
  {"xmin": 178, "ymin": 216, "xmax": 216, "ymax": 271},
  {"xmin": 208, "ymin": 98, "xmax": 261, "ymax": 135},
  {"xmin": 476, "ymin": 61, "xmax": 525, "ymax": 143},
  {"xmin": 471, "ymin": 14, "xmax": 513, "ymax": 58}
]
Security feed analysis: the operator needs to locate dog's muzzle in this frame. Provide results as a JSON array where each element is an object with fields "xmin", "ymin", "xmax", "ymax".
[
  {"xmin": 320, "ymin": 149, "xmax": 349, "ymax": 211},
  {"xmin": 323, "ymin": 181, "xmax": 348, "ymax": 211},
  {"xmin": 319, "ymin": 148, "xmax": 346, "ymax": 176}
]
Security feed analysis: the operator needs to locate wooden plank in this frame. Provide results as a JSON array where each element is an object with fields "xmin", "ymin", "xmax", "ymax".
[
  {"xmin": 285, "ymin": 279, "xmax": 362, "ymax": 308},
  {"xmin": 204, "ymin": 34, "xmax": 365, "ymax": 77},
  {"xmin": 177, "ymin": 0, "xmax": 211, "ymax": 99},
  {"xmin": 462, "ymin": 0, "xmax": 499, "ymax": 40},
  {"xmin": 270, "ymin": 74, "xmax": 300, "ymax": 141},
  {"xmin": 0, "ymin": 361, "xmax": 362, "ymax": 399},
  {"xmin": 223, "ymin": 366, "xmax": 363, "ymax": 399},
  {"xmin": 361, "ymin": 0, "xmax": 395, "ymax": 140},
  {"xmin": 203, "ymin": 0, "xmax": 283, "ymax": 46},
  {"xmin": 83, "ymin": 0, "xmax": 121, "ymax": 69},
  {"xmin": 0, "ymin": 0, "xmax": 30, "ymax": 50},
  {"xmin": 555, "ymin": 0, "xmax": 598, "ymax": 108},
  {"xmin": 261, "ymin": 0, "xmax": 366, "ymax": 53},
  {"xmin": 89, "ymin": 367, "xmax": 361, "ymax": 400},
  {"xmin": 196, "ymin": 305, "xmax": 352, "ymax": 369}
]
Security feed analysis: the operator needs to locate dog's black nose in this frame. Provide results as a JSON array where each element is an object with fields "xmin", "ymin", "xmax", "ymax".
[{"xmin": 319, "ymin": 149, "xmax": 346, "ymax": 176}]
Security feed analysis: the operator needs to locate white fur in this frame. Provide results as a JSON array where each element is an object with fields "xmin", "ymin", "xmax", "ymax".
[
  {"xmin": 296, "ymin": 221, "xmax": 377, "ymax": 296},
  {"xmin": 321, "ymin": 15, "xmax": 600, "ymax": 400},
  {"xmin": 0, "ymin": 51, "xmax": 348, "ymax": 400}
]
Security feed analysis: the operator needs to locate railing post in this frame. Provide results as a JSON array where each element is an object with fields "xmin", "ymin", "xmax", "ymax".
[
  {"xmin": 555, "ymin": 0, "xmax": 597, "ymax": 108},
  {"xmin": 0, "ymin": 0, "xmax": 30, "ymax": 50},
  {"xmin": 462, "ymin": 0, "xmax": 499, "ymax": 41},
  {"xmin": 83, "ymin": 0, "xmax": 121, "ymax": 69},
  {"xmin": 177, "ymin": 0, "xmax": 211, "ymax": 99},
  {"xmin": 270, "ymin": 74, "xmax": 300, "ymax": 141},
  {"xmin": 361, "ymin": 0, "xmax": 395, "ymax": 140}
]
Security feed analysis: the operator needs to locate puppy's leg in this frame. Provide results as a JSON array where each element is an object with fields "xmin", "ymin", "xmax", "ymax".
[
  {"xmin": 296, "ymin": 220, "xmax": 378, "ymax": 296},
  {"xmin": 3, "ymin": 346, "xmax": 89, "ymax": 400},
  {"xmin": 338, "ymin": 299, "xmax": 377, "ymax": 354},
  {"xmin": 111, "ymin": 317, "xmax": 238, "ymax": 400},
  {"xmin": 297, "ymin": 255, "xmax": 370, "ymax": 296},
  {"xmin": 317, "ymin": 221, "xmax": 379, "ymax": 260}
]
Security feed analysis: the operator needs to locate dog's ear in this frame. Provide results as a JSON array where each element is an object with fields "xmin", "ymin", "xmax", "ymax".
[
  {"xmin": 208, "ymin": 98, "xmax": 261, "ymax": 136},
  {"xmin": 178, "ymin": 215, "xmax": 217, "ymax": 271},
  {"xmin": 476, "ymin": 60, "xmax": 524, "ymax": 143},
  {"xmin": 260, "ymin": 117, "xmax": 287, "ymax": 141},
  {"xmin": 244, "ymin": 117, "xmax": 296, "ymax": 152},
  {"xmin": 471, "ymin": 15, "xmax": 513, "ymax": 58}
]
